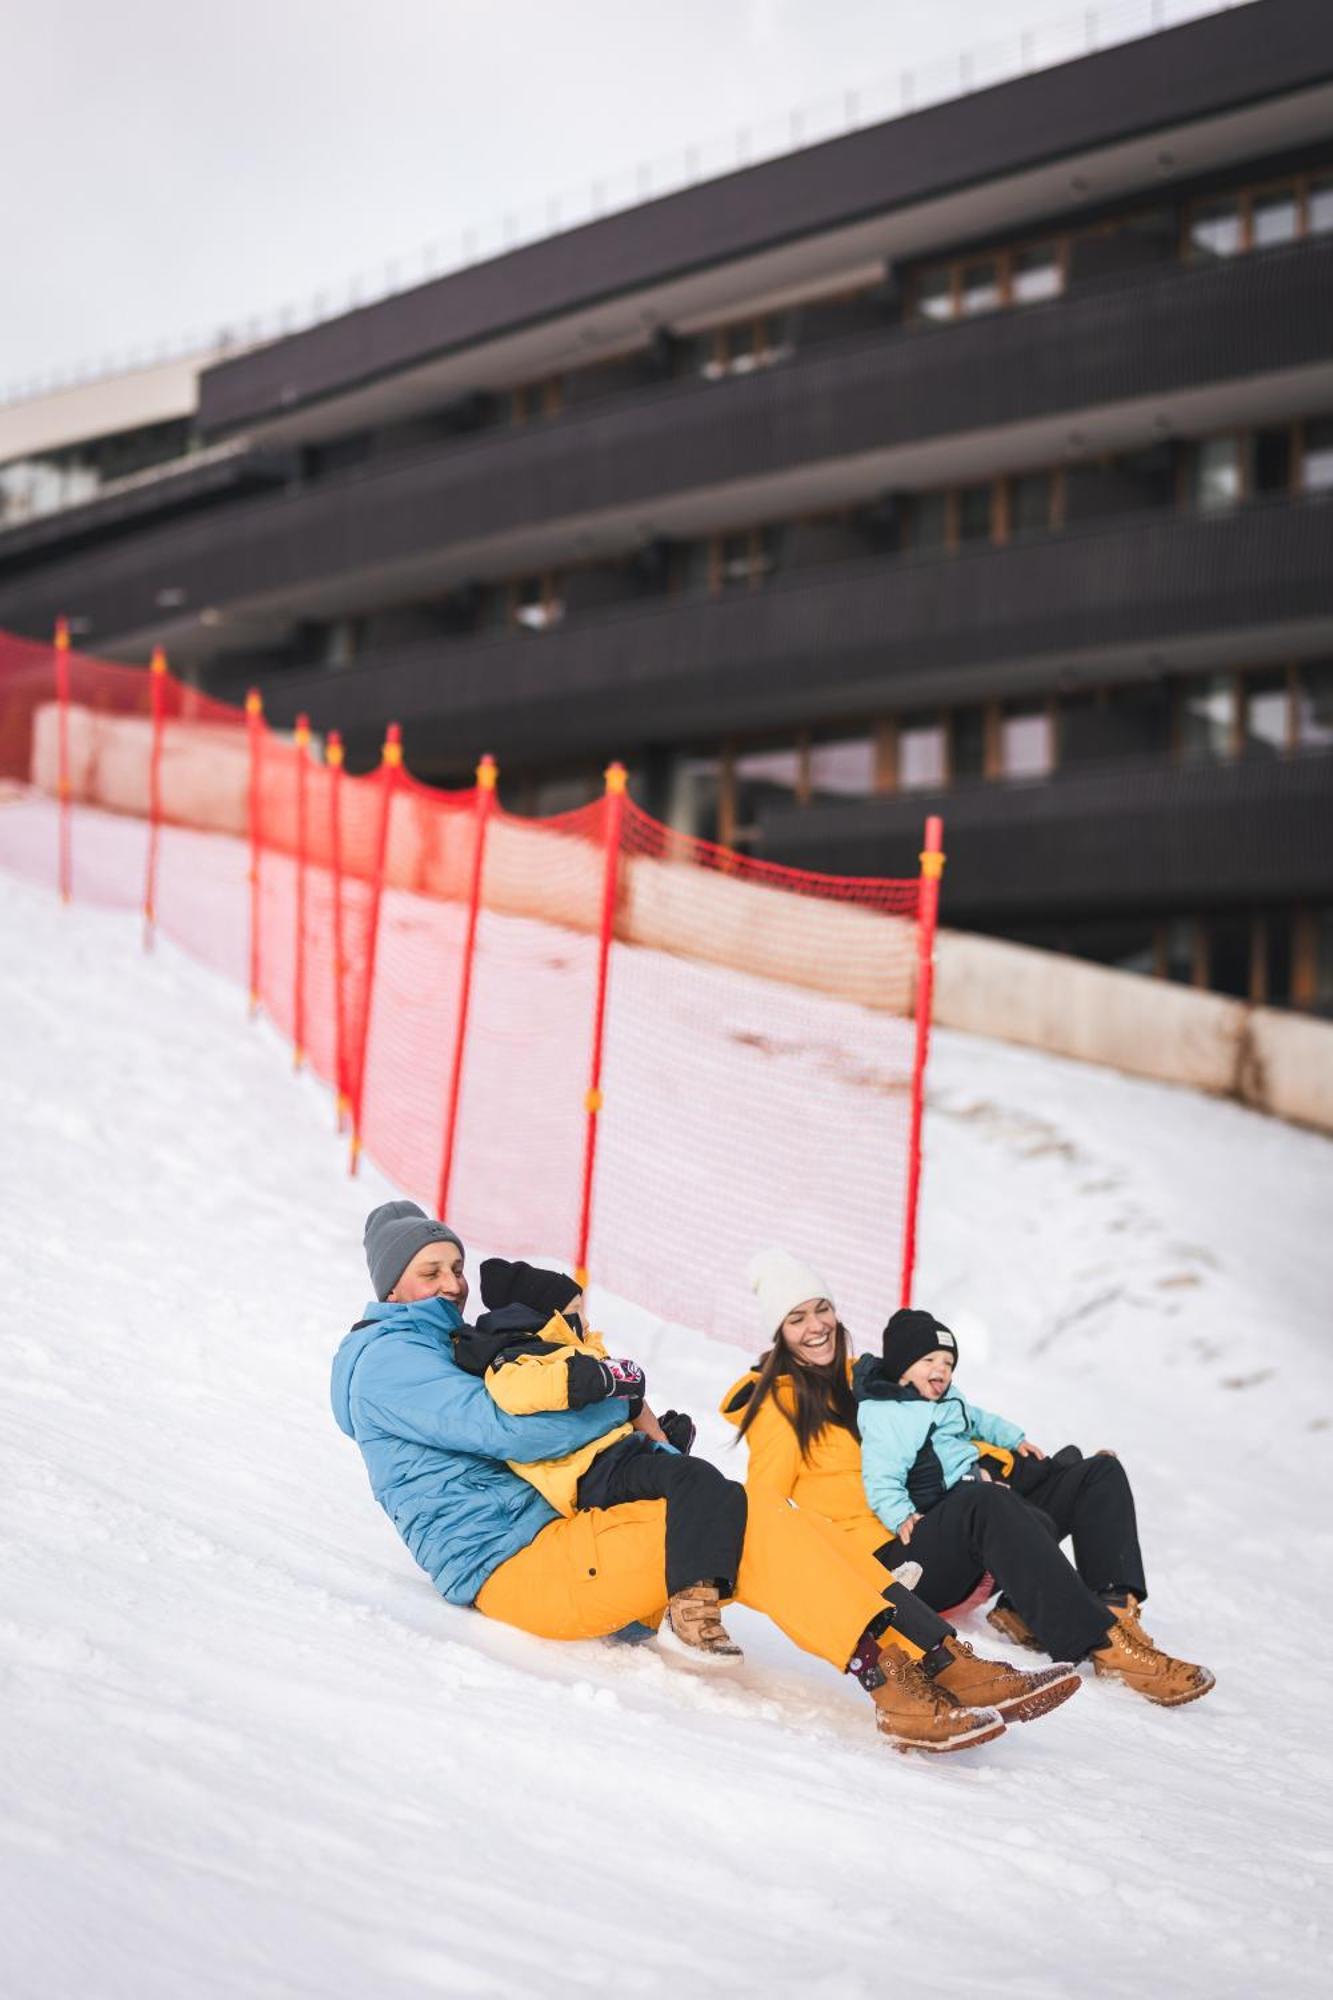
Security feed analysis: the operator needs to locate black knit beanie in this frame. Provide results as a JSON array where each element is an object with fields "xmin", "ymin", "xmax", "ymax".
[
  {"xmin": 364, "ymin": 1201, "xmax": 465, "ymax": 1301},
  {"xmin": 881, "ymin": 1307, "xmax": 958, "ymax": 1381},
  {"xmin": 480, "ymin": 1257, "xmax": 581, "ymax": 1318}
]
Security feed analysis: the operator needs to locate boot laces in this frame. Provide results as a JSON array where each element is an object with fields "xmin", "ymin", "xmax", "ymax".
[
  {"xmin": 884, "ymin": 1652, "xmax": 964, "ymax": 1719},
  {"xmin": 1111, "ymin": 1619, "xmax": 1157, "ymax": 1664}
]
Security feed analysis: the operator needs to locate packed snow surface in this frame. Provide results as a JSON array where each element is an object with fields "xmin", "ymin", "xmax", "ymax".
[{"xmin": 2, "ymin": 868, "xmax": 1331, "ymax": 1998}]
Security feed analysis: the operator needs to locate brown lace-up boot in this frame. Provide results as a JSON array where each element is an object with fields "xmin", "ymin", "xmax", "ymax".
[
  {"xmin": 934, "ymin": 1636, "xmax": 1080, "ymax": 1724},
  {"xmin": 1091, "ymin": 1598, "xmax": 1214, "ymax": 1706},
  {"xmin": 986, "ymin": 1600, "xmax": 1042, "ymax": 1651},
  {"xmin": 658, "ymin": 1583, "xmax": 744, "ymax": 1667},
  {"xmin": 869, "ymin": 1654, "xmax": 1006, "ymax": 1754}
]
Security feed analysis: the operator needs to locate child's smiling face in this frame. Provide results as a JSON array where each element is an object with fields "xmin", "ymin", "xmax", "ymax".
[{"xmin": 898, "ymin": 1348, "xmax": 956, "ymax": 1401}]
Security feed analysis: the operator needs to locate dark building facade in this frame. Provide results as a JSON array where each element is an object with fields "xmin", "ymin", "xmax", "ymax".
[{"xmin": 2, "ymin": 0, "xmax": 1332, "ymax": 1007}]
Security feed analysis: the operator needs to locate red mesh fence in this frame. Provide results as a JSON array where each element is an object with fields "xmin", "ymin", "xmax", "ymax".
[
  {"xmin": 593, "ymin": 802, "xmax": 922, "ymax": 1340},
  {"xmin": 0, "ymin": 625, "xmax": 938, "ymax": 1343}
]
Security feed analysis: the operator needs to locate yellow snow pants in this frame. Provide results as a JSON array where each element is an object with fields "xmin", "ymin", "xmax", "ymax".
[{"xmin": 475, "ymin": 1493, "xmax": 921, "ymax": 1670}]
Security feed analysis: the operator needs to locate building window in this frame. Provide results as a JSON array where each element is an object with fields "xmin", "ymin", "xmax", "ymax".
[
  {"xmin": 1186, "ymin": 174, "xmax": 1333, "ymax": 260},
  {"xmin": 1251, "ymin": 184, "xmax": 1300, "ymax": 247},
  {"xmin": 1010, "ymin": 244, "xmax": 1064, "ymax": 303},
  {"xmin": 1310, "ymin": 176, "xmax": 1333, "ymax": 236},
  {"xmin": 955, "ymin": 484, "xmax": 994, "ymax": 545},
  {"xmin": 951, "ymin": 706, "xmax": 987, "ymax": 780},
  {"xmin": 510, "ymin": 574, "xmax": 564, "ymax": 631},
  {"xmin": 1253, "ymin": 426, "xmax": 1293, "ymax": 496},
  {"xmin": 1295, "ymin": 662, "xmax": 1333, "ymax": 748},
  {"xmin": 322, "ymin": 617, "xmax": 363, "ymax": 670},
  {"xmin": 898, "ymin": 716, "xmax": 947, "ymax": 790},
  {"xmin": 1292, "ymin": 907, "xmax": 1333, "ymax": 1014},
  {"xmin": 910, "ymin": 239, "xmax": 1065, "ymax": 324},
  {"xmin": 1156, "ymin": 917, "xmax": 1198, "ymax": 985},
  {"xmin": 701, "ymin": 317, "xmax": 786, "ymax": 381},
  {"xmin": 1187, "ymin": 198, "xmax": 1243, "ymax": 261},
  {"xmin": 808, "ymin": 733, "xmax": 876, "ymax": 801},
  {"xmin": 709, "ymin": 527, "xmax": 776, "ymax": 593},
  {"xmin": 1240, "ymin": 670, "xmax": 1290, "ymax": 757},
  {"xmin": 511, "ymin": 378, "xmax": 563, "ymax": 424},
  {"xmin": 667, "ymin": 755, "xmax": 724, "ymax": 846},
  {"xmin": 1192, "ymin": 436, "xmax": 1245, "ymax": 512},
  {"xmin": 1300, "ymin": 419, "xmax": 1333, "ymax": 493},
  {"xmin": 1000, "ymin": 702, "xmax": 1054, "ymax": 778},
  {"xmin": 911, "ymin": 491, "xmax": 952, "ymax": 553},
  {"xmin": 1008, "ymin": 471, "xmax": 1059, "ymax": 539},
  {"xmin": 914, "ymin": 268, "xmax": 955, "ymax": 322},
  {"xmin": 1178, "ymin": 675, "xmax": 1235, "ymax": 762},
  {"xmin": 959, "ymin": 259, "xmax": 1002, "ymax": 317},
  {"xmin": 732, "ymin": 742, "xmax": 804, "ymax": 843}
]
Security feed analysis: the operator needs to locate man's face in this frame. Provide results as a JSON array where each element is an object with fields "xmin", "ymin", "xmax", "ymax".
[{"xmin": 389, "ymin": 1240, "xmax": 469, "ymax": 1310}]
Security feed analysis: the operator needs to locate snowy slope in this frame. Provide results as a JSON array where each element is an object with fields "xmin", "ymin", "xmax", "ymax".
[{"xmin": 2, "ymin": 868, "xmax": 1331, "ymax": 2000}]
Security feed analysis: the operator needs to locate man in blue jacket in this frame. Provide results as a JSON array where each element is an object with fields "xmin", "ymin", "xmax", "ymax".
[{"xmin": 332, "ymin": 1201, "xmax": 1029, "ymax": 1754}]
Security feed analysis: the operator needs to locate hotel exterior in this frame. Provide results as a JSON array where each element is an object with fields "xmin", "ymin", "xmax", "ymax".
[{"xmin": 1, "ymin": 0, "xmax": 1330, "ymax": 1007}]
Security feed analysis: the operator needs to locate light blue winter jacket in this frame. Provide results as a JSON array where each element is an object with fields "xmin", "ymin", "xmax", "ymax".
[
  {"xmin": 331, "ymin": 1295, "xmax": 626, "ymax": 1605},
  {"xmin": 854, "ymin": 1366, "xmax": 1025, "ymax": 1537}
]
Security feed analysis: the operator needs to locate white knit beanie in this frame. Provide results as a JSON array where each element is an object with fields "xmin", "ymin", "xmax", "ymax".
[{"xmin": 747, "ymin": 1247, "xmax": 833, "ymax": 1336}]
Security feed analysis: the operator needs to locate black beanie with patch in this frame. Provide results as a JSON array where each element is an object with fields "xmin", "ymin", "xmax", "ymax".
[
  {"xmin": 479, "ymin": 1257, "xmax": 581, "ymax": 1318},
  {"xmin": 881, "ymin": 1307, "xmax": 958, "ymax": 1381}
]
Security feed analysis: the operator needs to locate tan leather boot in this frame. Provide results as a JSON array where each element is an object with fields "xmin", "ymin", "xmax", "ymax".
[
  {"xmin": 658, "ymin": 1583, "xmax": 744, "ymax": 1667},
  {"xmin": 935, "ymin": 1636, "xmax": 1081, "ymax": 1725},
  {"xmin": 869, "ymin": 1653, "xmax": 1006, "ymax": 1754},
  {"xmin": 986, "ymin": 1601, "xmax": 1042, "ymax": 1651},
  {"xmin": 1091, "ymin": 1600, "xmax": 1214, "ymax": 1706}
]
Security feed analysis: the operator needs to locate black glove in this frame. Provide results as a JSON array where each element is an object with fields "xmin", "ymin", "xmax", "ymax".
[
  {"xmin": 658, "ymin": 1409, "xmax": 696, "ymax": 1455},
  {"xmin": 480, "ymin": 1257, "xmax": 581, "ymax": 1319}
]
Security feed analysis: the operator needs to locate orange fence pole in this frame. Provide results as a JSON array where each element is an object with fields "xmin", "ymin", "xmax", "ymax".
[
  {"xmin": 292, "ymin": 713, "xmax": 311, "ymax": 1070},
  {"xmin": 326, "ymin": 730, "xmax": 349, "ymax": 1132},
  {"xmin": 142, "ymin": 646, "xmax": 168, "ymax": 950},
  {"xmin": 574, "ymin": 763, "xmax": 627, "ymax": 1288},
  {"xmin": 54, "ymin": 617, "xmax": 72, "ymax": 903},
  {"xmin": 348, "ymin": 722, "xmax": 402, "ymax": 1176},
  {"xmin": 435, "ymin": 754, "xmax": 497, "ymax": 1221},
  {"xmin": 246, "ymin": 689, "xmax": 264, "ymax": 1016},
  {"xmin": 899, "ymin": 814, "xmax": 945, "ymax": 1309}
]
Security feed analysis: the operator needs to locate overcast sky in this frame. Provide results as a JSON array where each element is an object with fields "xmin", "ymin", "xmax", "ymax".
[{"xmin": 2, "ymin": 0, "xmax": 1198, "ymax": 398}]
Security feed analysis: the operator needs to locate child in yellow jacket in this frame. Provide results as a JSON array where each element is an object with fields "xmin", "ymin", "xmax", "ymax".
[{"xmin": 451, "ymin": 1258, "xmax": 747, "ymax": 1663}]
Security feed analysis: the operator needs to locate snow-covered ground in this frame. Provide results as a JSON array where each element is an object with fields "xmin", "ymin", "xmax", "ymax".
[{"xmin": 2, "ymin": 867, "xmax": 1331, "ymax": 1999}]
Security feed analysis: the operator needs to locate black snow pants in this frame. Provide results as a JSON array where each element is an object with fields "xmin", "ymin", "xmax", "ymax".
[
  {"xmin": 577, "ymin": 1437, "xmax": 748, "ymax": 1598},
  {"xmin": 902, "ymin": 1471, "xmax": 1132, "ymax": 1663},
  {"xmin": 1006, "ymin": 1450, "xmax": 1148, "ymax": 1609}
]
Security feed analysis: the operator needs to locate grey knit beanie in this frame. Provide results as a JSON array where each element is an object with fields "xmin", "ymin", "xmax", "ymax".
[{"xmin": 364, "ymin": 1200, "xmax": 465, "ymax": 1300}]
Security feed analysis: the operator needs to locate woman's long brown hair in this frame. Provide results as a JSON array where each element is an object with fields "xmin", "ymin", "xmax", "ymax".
[{"xmin": 736, "ymin": 1320, "xmax": 858, "ymax": 1460}]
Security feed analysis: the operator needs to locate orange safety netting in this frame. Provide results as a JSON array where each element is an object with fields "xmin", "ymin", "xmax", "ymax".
[{"xmin": 0, "ymin": 626, "xmax": 937, "ymax": 1344}]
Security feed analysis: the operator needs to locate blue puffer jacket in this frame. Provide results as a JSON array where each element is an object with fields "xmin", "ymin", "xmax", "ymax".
[
  {"xmin": 331, "ymin": 1295, "xmax": 626, "ymax": 1605},
  {"xmin": 852, "ymin": 1355, "xmax": 1025, "ymax": 1537}
]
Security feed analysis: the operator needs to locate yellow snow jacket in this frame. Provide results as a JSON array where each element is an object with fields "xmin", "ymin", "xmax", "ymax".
[
  {"xmin": 469, "ymin": 1310, "xmax": 634, "ymax": 1517},
  {"xmin": 721, "ymin": 1360, "xmax": 1013, "ymax": 1558}
]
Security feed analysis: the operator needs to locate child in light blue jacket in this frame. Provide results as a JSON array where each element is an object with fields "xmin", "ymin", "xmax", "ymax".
[{"xmin": 852, "ymin": 1307, "xmax": 1031, "ymax": 1539}]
